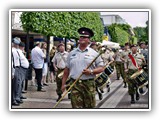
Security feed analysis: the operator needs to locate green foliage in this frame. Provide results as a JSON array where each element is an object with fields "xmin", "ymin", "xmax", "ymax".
[
  {"xmin": 20, "ymin": 12, "xmax": 104, "ymax": 41},
  {"xmin": 107, "ymin": 23, "xmax": 131, "ymax": 46},
  {"xmin": 133, "ymin": 26, "xmax": 148, "ymax": 42}
]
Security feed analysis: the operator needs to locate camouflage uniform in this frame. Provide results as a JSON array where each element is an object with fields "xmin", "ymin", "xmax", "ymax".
[
  {"xmin": 52, "ymin": 51, "xmax": 69, "ymax": 100},
  {"xmin": 114, "ymin": 50, "xmax": 125, "ymax": 81},
  {"xmin": 126, "ymin": 52, "xmax": 145, "ymax": 95},
  {"xmin": 70, "ymin": 79, "xmax": 96, "ymax": 108},
  {"xmin": 121, "ymin": 49, "xmax": 131, "ymax": 85},
  {"xmin": 126, "ymin": 49, "xmax": 145, "ymax": 103},
  {"xmin": 66, "ymin": 47, "xmax": 104, "ymax": 108}
]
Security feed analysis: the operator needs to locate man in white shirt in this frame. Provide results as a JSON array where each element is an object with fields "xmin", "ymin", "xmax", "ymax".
[
  {"xmin": 17, "ymin": 42, "xmax": 29, "ymax": 99},
  {"xmin": 12, "ymin": 37, "xmax": 21, "ymax": 106},
  {"xmin": 31, "ymin": 42, "xmax": 46, "ymax": 92}
]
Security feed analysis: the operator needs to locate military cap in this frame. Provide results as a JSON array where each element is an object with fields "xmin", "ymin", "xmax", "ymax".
[
  {"xmin": 139, "ymin": 41, "xmax": 146, "ymax": 46},
  {"xmin": 130, "ymin": 44, "xmax": 137, "ymax": 48},
  {"xmin": 57, "ymin": 43, "xmax": 64, "ymax": 48},
  {"xmin": 78, "ymin": 27, "xmax": 94, "ymax": 38}
]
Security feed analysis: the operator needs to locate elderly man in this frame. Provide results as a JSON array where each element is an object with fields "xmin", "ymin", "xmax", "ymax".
[
  {"xmin": 12, "ymin": 37, "xmax": 22, "ymax": 106},
  {"xmin": 31, "ymin": 42, "xmax": 46, "ymax": 92},
  {"xmin": 61, "ymin": 27, "xmax": 104, "ymax": 108}
]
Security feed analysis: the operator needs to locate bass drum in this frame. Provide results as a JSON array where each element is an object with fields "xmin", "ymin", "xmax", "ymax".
[{"xmin": 95, "ymin": 72, "xmax": 109, "ymax": 88}]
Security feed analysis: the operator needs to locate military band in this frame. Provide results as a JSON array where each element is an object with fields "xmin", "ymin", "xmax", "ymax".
[{"xmin": 12, "ymin": 27, "xmax": 148, "ymax": 108}]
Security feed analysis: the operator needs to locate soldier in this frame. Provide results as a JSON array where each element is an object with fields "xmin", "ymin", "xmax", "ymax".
[
  {"xmin": 113, "ymin": 47, "xmax": 126, "ymax": 87},
  {"xmin": 101, "ymin": 47, "xmax": 114, "ymax": 92},
  {"xmin": 52, "ymin": 43, "xmax": 69, "ymax": 102},
  {"xmin": 125, "ymin": 44, "xmax": 146, "ymax": 104},
  {"xmin": 139, "ymin": 42, "xmax": 148, "ymax": 73},
  {"xmin": 121, "ymin": 43, "xmax": 131, "ymax": 88},
  {"xmin": 61, "ymin": 27, "xmax": 104, "ymax": 108}
]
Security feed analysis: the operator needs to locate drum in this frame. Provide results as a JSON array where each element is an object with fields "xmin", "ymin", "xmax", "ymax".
[
  {"xmin": 104, "ymin": 65, "xmax": 114, "ymax": 76},
  {"xmin": 95, "ymin": 72, "xmax": 109, "ymax": 87},
  {"xmin": 130, "ymin": 69, "xmax": 148, "ymax": 87}
]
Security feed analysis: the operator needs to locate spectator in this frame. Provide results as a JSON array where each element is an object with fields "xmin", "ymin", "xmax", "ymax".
[
  {"xmin": 49, "ymin": 46, "xmax": 56, "ymax": 83},
  {"xmin": 41, "ymin": 42, "xmax": 48, "ymax": 86},
  {"xmin": 31, "ymin": 42, "xmax": 46, "ymax": 92}
]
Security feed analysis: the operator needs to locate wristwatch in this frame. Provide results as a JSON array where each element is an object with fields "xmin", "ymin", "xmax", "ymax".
[{"xmin": 90, "ymin": 70, "xmax": 94, "ymax": 75}]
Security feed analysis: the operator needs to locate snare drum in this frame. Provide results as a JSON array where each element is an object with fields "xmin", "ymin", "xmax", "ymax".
[
  {"xmin": 104, "ymin": 65, "xmax": 114, "ymax": 76},
  {"xmin": 130, "ymin": 69, "xmax": 148, "ymax": 87},
  {"xmin": 95, "ymin": 72, "xmax": 109, "ymax": 87}
]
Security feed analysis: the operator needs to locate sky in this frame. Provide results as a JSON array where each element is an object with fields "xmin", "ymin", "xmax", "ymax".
[{"xmin": 101, "ymin": 11, "xmax": 148, "ymax": 28}]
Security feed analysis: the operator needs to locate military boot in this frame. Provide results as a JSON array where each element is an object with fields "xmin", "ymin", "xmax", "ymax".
[
  {"xmin": 130, "ymin": 94, "xmax": 135, "ymax": 104},
  {"xmin": 136, "ymin": 92, "xmax": 140, "ymax": 101},
  {"xmin": 56, "ymin": 94, "xmax": 62, "ymax": 102},
  {"xmin": 124, "ymin": 82, "xmax": 127, "ymax": 88}
]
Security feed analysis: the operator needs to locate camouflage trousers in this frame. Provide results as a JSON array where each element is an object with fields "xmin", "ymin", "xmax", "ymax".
[
  {"xmin": 70, "ymin": 79, "xmax": 96, "ymax": 108},
  {"xmin": 115, "ymin": 61, "xmax": 126, "ymax": 83},
  {"xmin": 55, "ymin": 68, "xmax": 64, "ymax": 95},
  {"xmin": 126, "ymin": 69, "xmax": 138, "ymax": 95}
]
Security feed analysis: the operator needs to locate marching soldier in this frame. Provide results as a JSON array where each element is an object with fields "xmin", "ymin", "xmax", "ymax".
[
  {"xmin": 121, "ymin": 43, "xmax": 131, "ymax": 88},
  {"xmin": 113, "ymin": 47, "xmax": 126, "ymax": 87},
  {"xmin": 139, "ymin": 42, "xmax": 148, "ymax": 73},
  {"xmin": 52, "ymin": 43, "xmax": 69, "ymax": 102},
  {"xmin": 101, "ymin": 47, "xmax": 114, "ymax": 92},
  {"xmin": 125, "ymin": 44, "xmax": 146, "ymax": 104},
  {"xmin": 61, "ymin": 27, "xmax": 104, "ymax": 108}
]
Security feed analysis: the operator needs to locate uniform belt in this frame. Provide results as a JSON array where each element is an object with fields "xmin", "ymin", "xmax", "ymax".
[{"xmin": 70, "ymin": 78, "xmax": 94, "ymax": 82}]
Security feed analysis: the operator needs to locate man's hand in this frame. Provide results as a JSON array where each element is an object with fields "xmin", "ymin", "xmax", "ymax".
[{"xmin": 82, "ymin": 69, "xmax": 91, "ymax": 75}]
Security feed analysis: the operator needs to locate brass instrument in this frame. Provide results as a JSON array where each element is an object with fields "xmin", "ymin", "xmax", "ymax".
[{"xmin": 58, "ymin": 70, "xmax": 64, "ymax": 79}]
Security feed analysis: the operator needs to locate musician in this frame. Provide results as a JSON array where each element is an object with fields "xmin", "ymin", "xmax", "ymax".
[
  {"xmin": 139, "ymin": 42, "xmax": 148, "ymax": 73},
  {"xmin": 125, "ymin": 44, "xmax": 146, "ymax": 104},
  {"xmin": 101, "ymin": 47, "xmax": 114, "ymax": 92},
  {"xmin": 52, "ymin": 43, "xmax": 69, "ymax": 102},
  {"xmin": 113, "ymin": 47, "xmax": 126, "ymax": 87},
  {"xmin": 61, "ymin": 27, "xmax": 104, "ymax": 108},
  {"xmin": 121, "ymin": 42, "xmax": 131, "ymax": 88}
]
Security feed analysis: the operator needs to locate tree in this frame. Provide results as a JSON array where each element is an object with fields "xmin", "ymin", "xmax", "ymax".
[
  {"xmin": 107, "ymin": 23, "xmax": 132, "ymax": 46},
  {"xmin": 20, "ymin": 12, "xmax": 104, "ymax": 41},
  {"xmin": 133, "ymin": 26, "xmax": 148, "ymax": 42}
]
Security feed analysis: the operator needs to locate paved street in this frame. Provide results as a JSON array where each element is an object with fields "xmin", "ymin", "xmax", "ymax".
[{"xmin": 11, "ymin": 72, "xmax": 149, "ymax": 110}]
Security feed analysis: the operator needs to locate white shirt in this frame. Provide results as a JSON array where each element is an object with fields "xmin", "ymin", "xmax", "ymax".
[
  {"xmin": 12, "ymin": 47, "xmax": 20, "ymax": 67},
  {"xmin": 66, "ymin": 47, "xmax": 104, "ymax": 80},
  {"xmin": 17, "ymin": 49, "xmax": 29, "ymax": 68},
  {"xmin": 52, "ymin": 51, "xmax": 68, "ymax": 69},
  {"xmin": 31, "ymin": 46, "xmax": 45, "ymax": 69}
]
